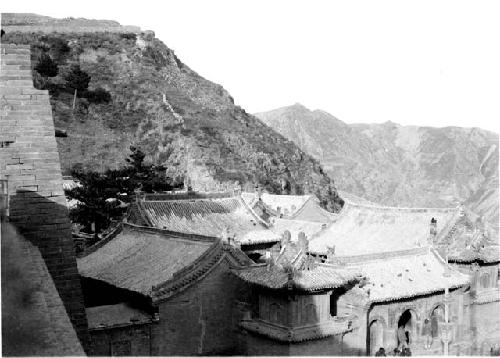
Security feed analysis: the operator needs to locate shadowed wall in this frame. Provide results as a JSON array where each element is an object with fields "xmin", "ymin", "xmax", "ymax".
[{"xmin": 0, "ymin": 43, "xmax": 90, "ymax": 350}]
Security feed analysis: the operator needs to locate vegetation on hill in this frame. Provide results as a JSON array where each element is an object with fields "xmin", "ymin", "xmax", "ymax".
[{"xmin": 2, "ymin": 28, "xmax": 343, "ymax": 212}]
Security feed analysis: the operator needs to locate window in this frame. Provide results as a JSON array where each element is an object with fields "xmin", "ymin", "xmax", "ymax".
[
  {"xmin": 330, "ymin": 292, "xmax": 338, "ymax": 316},
  {"xmin": 269, "ymin": 302, "xmax": 283, "ymax": 323},
  {"xmin": 305, "ymin": 304, "xmax": 317, "ymax": 324},
  {"xmin": 480, "ymin": 273, "xmax": 490, "ymax": 288}
]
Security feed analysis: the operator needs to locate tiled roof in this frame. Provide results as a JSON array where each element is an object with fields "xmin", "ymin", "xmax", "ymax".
[
  {"xmin": 77, "ymin": 224, "xmax": 215, "ymax": 296},
  {"xmin": 309, "ymin": 201, "xmax": 460, "ymax": 256},
  {"xmin": 86, "ymin": 303, "xmax": 152, "ymax": 330},
  {"xmin": 1, "ymin": 223, "xmax": 84, "ymax": 356},
  {"xmin": 233, "ymin": 264, "xmax": 360, "ymax": 291},
  {"xmin": 347, "ymin": 250, "xmax": 470, "ymax": 303},
  {"xmin": 129, "ymin": 197, "xmax": 280, "ymax": 244}
]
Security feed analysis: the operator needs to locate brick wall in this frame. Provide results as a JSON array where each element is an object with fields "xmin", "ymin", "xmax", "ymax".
[
  {"xmin": 1, "ymin": 25, "xmax": 140, "ymax": 34},
  {"xmin": 0, "ymin": 43, "xmax": 90, "ymax": 349},
  {"xmin": 89, "ymin": 324, "xmax": 153, "ymax": 356}
]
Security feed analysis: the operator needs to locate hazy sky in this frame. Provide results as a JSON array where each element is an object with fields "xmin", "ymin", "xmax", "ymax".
[{"xmin": 3, "ymin": 0, "xmax": 500, "ymax": 132}]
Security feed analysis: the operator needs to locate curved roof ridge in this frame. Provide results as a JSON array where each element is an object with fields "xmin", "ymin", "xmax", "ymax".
[
  {"xmin": 238, "ymin": 194, "xmax": 272, "ymax": 228},
  {"xmin": 433, "ymin": 208, "xmax": 465, "ymax": 243},
  {"xmin": 152, "ymin": 241, "xmax": 252, "ymax": 303},
  {"xmin": 326, "ymin": 247, "xmax": 431, "ymax": 264},
  {"xmin": 342, "ymin": 198, "xmax": 459, "ymax": 212},
  {"xmin": 121, "ymin": 222, "xmax": 217, "ymax": 243},
  {"xmin": 288, "ymin": 195, "xmax": 314, "ymax": 219},
  {"xmin": 135, "ymin": 201, "xmax": 154, "ymax": 226}
]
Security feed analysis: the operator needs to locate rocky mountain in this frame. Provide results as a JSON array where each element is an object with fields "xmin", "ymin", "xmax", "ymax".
[
  {"xmin": 256, "ymin": 104, "xmax": 499, "ymax": 230},
  {"xmin": 1, "ymin": 14, "xmax": 343, "ymax": 212}
]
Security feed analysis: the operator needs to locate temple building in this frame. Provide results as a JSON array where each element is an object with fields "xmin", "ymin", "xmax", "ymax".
[
  {"xmin": 230, "ymin": 198, "xmax": 473, "ymax": 355},
  {"xmin": 77, "ymin": 223, "xmax": 253, "ymax": 355},
  {"xmin": 305, "ymin": 200, "xmax": 492, "ymax": 355},
  {"xmin": 233, "ymin": 231, "xmax": 361, "ymax": 355}
]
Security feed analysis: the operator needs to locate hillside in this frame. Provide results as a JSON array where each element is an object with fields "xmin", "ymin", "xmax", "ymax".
[
  {"xmin": 256, "ymin": 104, "xmax": 499, "ymax": 230},
  {"xmin": 1, "ymin": 14, "xmax": 343, "ymax": 212}
]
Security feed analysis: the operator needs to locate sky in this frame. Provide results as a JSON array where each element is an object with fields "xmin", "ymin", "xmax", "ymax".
[{"xmin": 2, "ymin": 0, "xmax": 500, "ymax": 133}]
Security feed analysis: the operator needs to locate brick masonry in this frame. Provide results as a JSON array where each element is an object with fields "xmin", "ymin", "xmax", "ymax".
[
  {"xmin": 0, "ymin": 43, "xmax": 90, "ymax": 350},
  {"xmin": 89, "ymin": 324, "xmax": 153, "ymax": 356}
]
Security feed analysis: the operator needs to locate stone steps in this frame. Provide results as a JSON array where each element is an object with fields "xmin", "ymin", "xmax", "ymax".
[
  {"xmin": 1, "ymin": 76, "xmax": 33, "ymax": 81},
  {"xmin": 0, "ymin": 44, "xmax": 31, "ymax": 50},
  {"xmin": 1, "ymin": 69, "xmax": 32, "ymax": 75},
  {"xmin": 1, "ymin": 49, "xmax": 31, "ymax": 56},
  {"xmin": 0, "ymin": 87, "xmax": 46, "ymax": 95},
  {"xmin": 1, "ymin": 60, "xmax": 32, "ymax": 66},
  {"xmin": 1, "ymin": 99, "xmax": 49, "ymax": 106},
  {"xmin": 0, "ymin": 80, "xmax": 35, "ymax": 87},
  {"xmin": 0, "ymin": 54, "xmax": 31, "ymax": 61},
  {"xmin": 2, "ymin": 103, "xmax": 51, "ymax": 110},
  {"xmin": 1, "ymin": 64, "xmax": 31, "ymax": 70}
]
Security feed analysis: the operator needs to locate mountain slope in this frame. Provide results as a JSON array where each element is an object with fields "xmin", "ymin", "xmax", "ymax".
[
  {"xmin": 256, "ymin": 104, "xmax": 499, "ymax": 229},
  {"xmin": 1, "ymin": 14, "xmax": 342, "ymax": 212}
]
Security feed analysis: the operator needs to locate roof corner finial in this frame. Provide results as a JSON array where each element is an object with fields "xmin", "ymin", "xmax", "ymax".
[
  {"xmin": 281, "ymin": 230, "xmax": 291, "ymax": 248},
  {"xmin": 458, "ymin": 204, "xmax": 466, "ymax": 217},
  {"xmin": 134, "ymin": 186, "xmax": 144, "ymax": 202},
  {"xmin": 285, "ymin": 266, "xmax": 295, "ymax": 290},
  {"xmin": 429, "ymin": 217, "xmax": 438, "ymax": 243},
  {"xmin": 326, "ymin": 245, "xmax": 336, "ymax": 261},
  {"xmin": 298, "ymin": 231, "xmax": 308, "ymax": 252}
]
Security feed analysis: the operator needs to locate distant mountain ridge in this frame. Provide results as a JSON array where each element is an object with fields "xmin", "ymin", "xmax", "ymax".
[{"xmin": 256, "ymin": 104, "xmax": 499, "ymax": 231}]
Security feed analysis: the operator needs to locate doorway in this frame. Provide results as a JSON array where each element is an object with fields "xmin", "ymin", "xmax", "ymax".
[
  {"xmin": 369, "ymin": 320, "xmax": 384, "ymax": 355},
  {"xmin": 397, "ymin": 310, "xmax": 413, "ymax": 347}
]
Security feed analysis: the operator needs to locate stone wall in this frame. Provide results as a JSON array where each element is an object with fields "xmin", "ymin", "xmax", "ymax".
[
  {"xmin": 0, "ymin": 43, "xmax": 90, "ymax": 349},
  {"xmin": 1, "ymin": 13, "xmax": 140, "ymax": 33},
  {"xmin": 242, "ymin": 332, "xmax": 345, "ymax": 356},
  {"xmin": 2, "ymin": 25, "xmax": 141, "ymax": 33}
]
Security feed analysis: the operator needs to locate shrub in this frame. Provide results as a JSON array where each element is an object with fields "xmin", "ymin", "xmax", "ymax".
[
  {"xmin": 120, "ymin": 33, "xmax": 137, "ymax": 41},
  {"xmin": 85, "ymin": 87, "xmax": 112, "ymax": 104},
  {"xmin": 35, "ymin": 53, "xmax": 58, "ymax": 77}
]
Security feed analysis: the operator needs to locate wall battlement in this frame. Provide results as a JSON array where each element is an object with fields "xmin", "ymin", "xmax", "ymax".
[{"xmin": 0, "ymin": 43, "xmax": 90, "ymax": 350}]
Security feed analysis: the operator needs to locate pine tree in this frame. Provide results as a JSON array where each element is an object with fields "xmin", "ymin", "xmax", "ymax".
[{"xmin": 35, "ymin": 53, "xmax": 58, "ymax": 78}]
